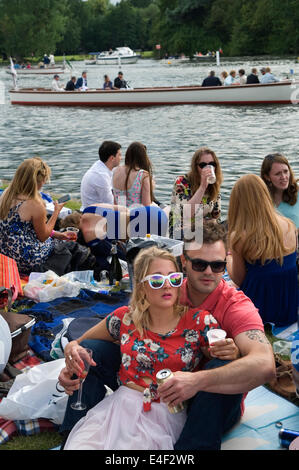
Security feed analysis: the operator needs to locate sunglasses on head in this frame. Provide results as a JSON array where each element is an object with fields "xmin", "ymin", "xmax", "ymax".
[
  {"xmin": 184, "ymin": 254, "xmax": 226, "ymax": 273},
  {"xmin": 197, "ymin": 161, "xmax": 216, "ymax": 169},
  {"xmin": 141, "ymin": 272, "xmax": 183, "ymax": 289}
]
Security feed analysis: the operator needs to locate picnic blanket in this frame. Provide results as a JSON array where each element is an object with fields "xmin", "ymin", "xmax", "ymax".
[{"xmin": 16, "ymin": 289, "xmax": 130, "ymax": 362}]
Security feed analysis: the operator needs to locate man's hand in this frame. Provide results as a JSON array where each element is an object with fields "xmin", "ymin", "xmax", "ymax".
[{"xmin": 157, "ymin": 371, "xmax": 199, "ymax": 407}]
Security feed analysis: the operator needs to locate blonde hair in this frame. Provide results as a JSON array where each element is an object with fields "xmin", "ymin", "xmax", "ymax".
[
  {"xmin": 0, "ymin": 157, "xmax": 51, "ymax": 220},
  {"xmin": 188, "ymin": 147, "xmax": 223, "ymax": 200},
  {"xmin": 228, "ymin": 174, "xmax": 289, "ymax": 265},
  {"xmin": 129, "ymin": 246, "xmax": 186, "ymax": 337}
]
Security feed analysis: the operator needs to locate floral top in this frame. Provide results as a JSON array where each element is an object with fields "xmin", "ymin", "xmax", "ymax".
[
  {"xmin": 113, "ymin": 169, "xmax": 145, "ymax": 207},
  {"xmin": 106, "ymin": 305, "xmax": 219, "ymax": 391},
  {"xmin": 169, "ymin": 174, "xmax": 221, "ymax": 238},
  {"xmin": 0, "ymin": 202, "xmax": 54, "ymax": 274}
]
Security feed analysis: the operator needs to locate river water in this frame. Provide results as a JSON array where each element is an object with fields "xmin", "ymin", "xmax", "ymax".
[{"xmin": 0, "ymin": 57, "xmax": 298, "ymax": 218}]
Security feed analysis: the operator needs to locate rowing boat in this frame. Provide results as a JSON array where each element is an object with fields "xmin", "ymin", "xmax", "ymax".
[
  {"xmin": 9, "ymin": 81, "xmax": 299, "ymax": 107},
  {"xmin": 6, "ymin": 65, "xmax": 68, "ymax": 75}
]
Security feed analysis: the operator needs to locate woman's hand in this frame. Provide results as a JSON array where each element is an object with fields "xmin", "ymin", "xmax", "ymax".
[
  {"xmin": 209, "ymin": 338, "xmax": 240, "ymax": 361},
  {"xmin": 199, "ymin": 165, "xmax": 214, "ymax": 189},
  {"xmin": 53, "ymin": 230, "xmax": 78, "ymax": 241},
  {"xmin": 53, "ymin": 200, "xmax": 66, "ymax": 215},
  {"xmin": 64, "ymin": 341, "xmax": 96, "ymax": 377}
]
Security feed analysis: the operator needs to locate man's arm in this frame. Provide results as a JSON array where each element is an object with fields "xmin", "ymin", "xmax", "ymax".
[{"xmin": 158, "ymin": 329, "xmax": 276, "ymax": 406}]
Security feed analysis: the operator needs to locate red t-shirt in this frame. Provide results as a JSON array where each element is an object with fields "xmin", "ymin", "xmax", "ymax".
[
  {"xmin": 179, "ymin": 278, "xmax": 264, "ymax": 337},
  {"xmin": 106, "ymin": 305, "xmax": 219, "ymax": 389}
]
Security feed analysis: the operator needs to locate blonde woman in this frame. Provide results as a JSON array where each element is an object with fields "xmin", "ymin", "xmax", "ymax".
[
  {"xmin": 169, "ymin": 147, "xmax": 223, "ymax": 239},
  {"xmin": 0, "ymin": 157, "xmax": 74, "ymax": 274},
  {"xmin": 227, "ymin": 174, "xmax": 298, "ymax": 326},
  {"xmin": 63, "ymin": 246, "xmax": 221, "ymax": 450},
  {"xmin": 261, "ymin": 153, "xmax": 299, "ymax": 230}
]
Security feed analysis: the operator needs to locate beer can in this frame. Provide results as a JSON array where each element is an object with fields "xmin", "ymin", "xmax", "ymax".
[
  {"xmin": 156, "ymin": 369, "xmax": 186, "ymax": 414},
  {"xmin": 278, "ymin": 428, "xmax": 299, "ymax": 448}
]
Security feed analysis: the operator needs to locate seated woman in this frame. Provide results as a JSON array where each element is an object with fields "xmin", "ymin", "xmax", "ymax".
[
  {"xmin": 261, "ymin": 153, "xmax": 299, "ymax": 231},
  {"xmin": 227, "ymin": 174, "xmax": 298, "ymax": 327},
  {"xmin": 112, "ymin": 141, "xmax": 155, "ymax": 208},
  {"xmin": 169, "ymin": 147, "xmax": 222, "ymax": 239},
  {"xmin": 0, "ymin": 158, "xmax": 88, "ymax": 276},
  {"xmin": 62, "ymin": 245, "xmax": 235, "ymax": 450}
]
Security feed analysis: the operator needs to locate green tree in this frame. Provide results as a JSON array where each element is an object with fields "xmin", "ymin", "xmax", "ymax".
[{"xmin": 0, "ymin": 0, "xmax": 69, "ymax": 59}]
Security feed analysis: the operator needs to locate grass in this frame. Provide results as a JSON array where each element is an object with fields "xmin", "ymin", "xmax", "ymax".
[{"xmin": 0, "ymin": 431, "xmax": 62, "ymax": 451}]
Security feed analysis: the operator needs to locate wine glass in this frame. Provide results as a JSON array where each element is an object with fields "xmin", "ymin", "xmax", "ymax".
[{"xmin": 70, "ymin": 347, "xmax": 93, "ymax": 411}]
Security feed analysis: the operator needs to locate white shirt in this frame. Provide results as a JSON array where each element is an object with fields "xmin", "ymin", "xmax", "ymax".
[
  {"xmin": 51, "ymin": 79, "xmax": 64, "ymax": 92},
  {"xmin": 80, "ymin": 160, "xmax": 114, "ymax": 210}
]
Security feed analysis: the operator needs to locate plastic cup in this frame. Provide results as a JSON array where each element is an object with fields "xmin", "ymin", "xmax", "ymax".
[
  {"xmin": 66, "ymin": 226, "xmax": 79, "ymax": 241},
  {"xmin": 66, "ymin": 227, "xmax": 79, "ymax": 233},
  {"xmin": 206, "ymin": 329, "xmax": 227, "ymax": 345},
  {"xmin": 207, "ymin": 165, "xmax": 216, "ymax": 184}
]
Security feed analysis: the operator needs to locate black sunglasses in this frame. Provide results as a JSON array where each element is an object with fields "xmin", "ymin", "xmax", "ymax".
[
  {"xmin": 197, "ymin": 161, "xmax": 217, "ymax": 169},
  {"xmin": 184, "ymin": 253, "xmax": 226, "ymax": 273}
]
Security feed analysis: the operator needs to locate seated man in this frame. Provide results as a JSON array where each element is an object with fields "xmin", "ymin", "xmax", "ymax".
[
  {"xmin": 114, "ymin": 71, "xmax": 127, "ymax": 89},
  {"xmin": 75, "ymin": 71, "xmax": 88, "ymax": 90},
  {"xmin": 246, "ymin": 68, "xmax": 260, "ymax": 84},
  {"xmin": 51, "ymin": 75, "xmax": 64, "ymax": 92},
  {"xmin": 58, "ymin": 221, "xmax": 275, "ymax": 450},
  {"xmin": 65, "ymin": 76, "xmax": 77, "ymax": 91},
  {"xmin": 201, "ymin": 70, "xmax": 222, "ymax": 87},
  {"xmin": 80, "ymin": 141, "xmax": 122, "ymax": 210},
  {"xmin": 260, "ymin": 67, "xmax": 279, "ymax": 84}
]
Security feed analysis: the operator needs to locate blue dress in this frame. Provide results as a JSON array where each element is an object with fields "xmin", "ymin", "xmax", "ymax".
[
  {"xmin": 0, "ymin": 202, "xmax": 54, "ymax": 274},
  {"xmin": 240, "ymin": 252, "xmax": 298, "ymax": 327}
]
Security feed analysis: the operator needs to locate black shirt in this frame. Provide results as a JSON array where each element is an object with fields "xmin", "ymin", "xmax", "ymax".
[
  {"xmin": 201, "ymin": 76, "xmax": 222, "ymax": 87},
  {"xmin": 114, "ymin": 77, "xmax": 127, "ymax": 89},
  {"xmin": 246, "ymin": 74, "xmax": 260, "ymax": 84},
  {"xmin": 65, "ymin": 80, "xmax": 76, "ymax": 91}
]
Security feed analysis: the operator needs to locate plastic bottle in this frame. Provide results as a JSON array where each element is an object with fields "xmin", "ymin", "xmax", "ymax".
[{"xmin": 109, "ymin": 241, "xmax": 123, "ymax": 286}]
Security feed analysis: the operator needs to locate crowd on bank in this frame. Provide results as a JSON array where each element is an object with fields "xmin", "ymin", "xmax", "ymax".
[{"xmin": 0, "ymin": 141, "xmax": 298, "ymax": 450}]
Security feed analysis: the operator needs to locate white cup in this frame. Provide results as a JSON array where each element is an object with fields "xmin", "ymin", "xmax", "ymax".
[
  {"xmin": 207, "ymin": 165, "xmax": 216, "ymax": 184},
  {"xmin": 206, "ymin": 329, "xmax": 227, "ymax": 345},
  {"xmin": 66, "ymin": 227, "xmax": 79, "ymax": 233}
]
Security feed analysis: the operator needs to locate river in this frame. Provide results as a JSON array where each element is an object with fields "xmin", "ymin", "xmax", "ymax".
[{"xmin": 0, "ymin": 56, "xmax": 298, "ymax": 218}]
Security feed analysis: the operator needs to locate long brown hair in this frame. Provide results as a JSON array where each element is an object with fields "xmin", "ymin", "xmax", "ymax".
[
  {"xmin": 129, "ymin": 246, "xmax": 186, "ymax": 337},
  {"xmin": 0, "ymin": 157, "xmax": 51, "ymax": 220},
  {"xmin": 124, "ymin": 142, "xmax": 154, "ymax": 202},
  {"xmin": 228, "ymin": 174, "xmax": 292, "ymax": 265},
  {"xmin": 187, "ymin": 147, "xmax": 222, "ymax": 200},
  {"xmin": 261, "ymin": 153, "xmax": 298, "ymax": 205}
]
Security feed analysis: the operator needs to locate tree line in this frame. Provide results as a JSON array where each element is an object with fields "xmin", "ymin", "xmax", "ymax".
[{"xmin": 0, "ymin": 0, "xmax": 298, "ymax": 60}]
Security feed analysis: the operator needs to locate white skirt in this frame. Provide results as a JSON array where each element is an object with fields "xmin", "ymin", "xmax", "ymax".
[{"xmin": 64, "ymin": 386, "xmax": 187, "ymax": 450}]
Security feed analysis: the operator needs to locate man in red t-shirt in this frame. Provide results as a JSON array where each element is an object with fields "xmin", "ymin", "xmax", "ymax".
[
  {"xmin": 158, "ymin": 222, "xmax": 275, "ymax": 449},
  {"xmin": 58, "ymin": 222, "xmax": 275, "ymax": 450}
]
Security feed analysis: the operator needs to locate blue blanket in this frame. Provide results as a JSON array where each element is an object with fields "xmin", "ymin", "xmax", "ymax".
[{"xmin": 18, "ymin": 289, "xmax": 129, "ymax": 361}]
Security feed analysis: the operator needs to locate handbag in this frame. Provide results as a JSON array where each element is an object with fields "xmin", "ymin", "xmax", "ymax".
[{"xmin": 0, "ymin": 287, "xmax": 36, "ymax": 363}]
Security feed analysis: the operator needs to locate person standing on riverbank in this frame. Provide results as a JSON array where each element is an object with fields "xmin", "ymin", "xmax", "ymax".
[{"xmin": 80, "ymin": 141, "xmax": 122, "ymax": 210}]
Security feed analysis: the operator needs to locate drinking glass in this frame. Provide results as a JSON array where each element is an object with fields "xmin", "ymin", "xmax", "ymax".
[
  {"xmin": 70, "ymin": 347, "xmax": 93, "ymax": 411},
  {"xmin": 66, "ymin": 226, "xmax": 79, "ymax": 241}
]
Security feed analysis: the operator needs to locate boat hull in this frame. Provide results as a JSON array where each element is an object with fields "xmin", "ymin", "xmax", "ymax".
[
  {"xmin": 6, "ymin": 66, "xmax": 67, "ymax": 75},
  {"xmin": 9, "ymin": 82, "xmax": 299, "ymax": 107},
  {"xmin": 95, "ymin": 56, "xmax": 139, "ymax": 65}
]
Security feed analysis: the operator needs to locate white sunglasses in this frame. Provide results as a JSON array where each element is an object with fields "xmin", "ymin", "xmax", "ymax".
[{"xmin": 141, "ymin": 272, "xmax": 183, "ymax": 289}]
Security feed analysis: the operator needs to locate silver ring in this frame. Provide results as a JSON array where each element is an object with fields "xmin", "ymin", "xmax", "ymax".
[{"xmin": 56, "ymin": 381, "xmax": 65, "ymax": 393}]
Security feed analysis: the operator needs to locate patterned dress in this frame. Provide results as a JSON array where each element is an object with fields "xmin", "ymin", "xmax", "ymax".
[
  {"xmin": 169, "ymin": 174, "xmax": 221, "ymax": 239},
  {"xmin": 64, "ymin": 305, "xmax": 220, "ymax": 450},
  {"xmin": 113, "ymin": 169, "xmax": 145, "ymax": 207},
  {"xmin": 0, "ymin": 202, "xmax": 54, "ymax": 274}
]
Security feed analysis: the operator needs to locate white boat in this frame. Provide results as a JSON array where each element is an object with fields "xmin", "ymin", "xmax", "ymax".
[
  {"xmin": 6, "ymin": 65, "xmax": 68, "ymax": 75},
  {"xmin": 90, "ymin": 47, "xmax": 140, "ymax": 65},
  {"xmin": 9, "ymin": 81, "xmax": 299, "ymax": 107}
]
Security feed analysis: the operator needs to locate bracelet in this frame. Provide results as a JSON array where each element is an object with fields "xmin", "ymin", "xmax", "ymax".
[{"xmin": 50, "ymin": 230, "xmax": 55, "ymax": 238}]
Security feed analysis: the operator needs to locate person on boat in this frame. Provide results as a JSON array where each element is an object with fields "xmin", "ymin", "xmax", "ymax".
[
  {"xmin": 58, "ymin": 221, "xmax": 275, "ymax": 450},
  {"xmin": 260, "ymin": 153, "xmax": 299, "ymax": 230},
  {"xmin": 168, "ymin": 147, "xmax": 222, "ymax": 239},
  {"xmin": 49, "ymin": 53, "xmax": 55, "ymax": 65},
  {"xmin": 246, "ymin": 68, "xmax": 260, "ymax": 84},
  {"xmin": 201, "ymin": 70, "xmax": 222, "ymax": 87},
  {"xmin": 75, "ymin": 71, "xmax": 88, "ymax": 91},
  {"xmin": 65, "ymin": 76, "xmax": 77, "ymax": 91},
  {"xmin": 224, "ymin": 70, "xmax": 239, "ymax": 86},
  {"xmin": 43, "ymin": 54, "xmax": 50, "ymax": 66},
  {"xmin": 227, "ymin": 174, "xmax": 298, "ymax": 327},
  {"xmin": 114, "ymin": 71, "xmax": 128, "ymax": 89},
  {"xmin": 26, "ymin": 62, "xmax": 31, "ymax": 69},
  {"xmin": 260, "ymin": 67, "xmax": 279, "ymax": 84},
  {"xmin": 103, "ymin": 74, "xmax": 114, "ymax": 90},
  {"xmin": 220, "ymin": 70, "xmax": 228, "ymax": 84},
  {"xmin": 238, "ymin": 69, "xmax": 247, "ymax": 85},
  {"xmin": 80, "ymin": 141, "xmax": 122, "ymax": 210},
  {"xmin": 0, "ymin": 158, "xmax": 80, "ymax": 275},
  {"xmin": 112, "ymin": 141, "xmax": 155, "ymax": 208},
  {"xmin": 51, "ymin": 74, "xmax": 65, "ymax": 92}
]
